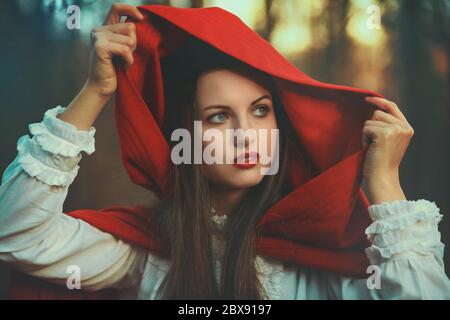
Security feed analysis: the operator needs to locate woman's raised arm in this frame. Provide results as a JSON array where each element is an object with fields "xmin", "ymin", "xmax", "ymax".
[{"xmin": 0, "ymin": 4, "xmax": 148, "ymax": 292}]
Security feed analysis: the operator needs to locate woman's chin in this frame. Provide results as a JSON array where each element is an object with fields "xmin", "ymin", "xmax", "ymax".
[{"xmin": 222, "ymin": 165, "xmax": 264, "ymax": 188}]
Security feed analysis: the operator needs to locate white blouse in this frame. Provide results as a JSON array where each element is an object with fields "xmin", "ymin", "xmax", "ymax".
[{"xmin": 0, "ymin": 105, "xmax": 449, "ymax": 300}]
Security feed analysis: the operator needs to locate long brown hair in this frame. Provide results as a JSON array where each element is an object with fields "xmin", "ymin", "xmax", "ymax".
[{"xmin": 147, "ymin": 38, "xmax": 305, "ymax": 299}]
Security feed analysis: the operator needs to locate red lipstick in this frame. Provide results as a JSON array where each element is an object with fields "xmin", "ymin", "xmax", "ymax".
[{"xmin": 233, "ymin": 152, "xmax": 259, "ymax": 169}]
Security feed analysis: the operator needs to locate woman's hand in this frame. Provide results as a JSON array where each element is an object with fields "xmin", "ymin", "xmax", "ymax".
[
  {"xmin": 86, "ymin": 3, "xmax": 144, "ymax": 97},
  {"xmin": 362, "ymin": 97, "xmax": 415, "ymax": 204},
  {"xmin": 57, "ymin": 3, "xmax": 144, "ymax": 131}
]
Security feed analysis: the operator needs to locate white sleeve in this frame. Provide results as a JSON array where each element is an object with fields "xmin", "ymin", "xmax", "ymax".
[
  {"xmin": 0, "ymin": 106, "xmax": 147, "ymax": 291},
  {"xmin": 327, "ymin": 199, "xmax": 450, "ymax": 300}
]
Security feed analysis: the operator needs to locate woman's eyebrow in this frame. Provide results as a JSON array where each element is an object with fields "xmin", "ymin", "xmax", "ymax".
[
  {"xmin": 203, "ymin": 105, "xmax": 232, "ymax": 112},
  {"xmin": 251, "ymin": 94, "xmax": 272, "ymax": 105},
  {"xmin": 203, "ymin": 94, "xmax": 272, "ymax": 112}
]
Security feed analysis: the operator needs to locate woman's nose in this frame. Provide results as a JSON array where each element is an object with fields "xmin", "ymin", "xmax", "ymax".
[{"xmin": 233, "ymin": 117, "xmax": 256, "ymax": 148}]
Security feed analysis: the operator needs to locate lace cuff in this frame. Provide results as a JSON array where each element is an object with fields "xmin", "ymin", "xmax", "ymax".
[
  {"xmin": 16, "ymin": 135, "xmax": 81, "ymax": 187},
  {"xmin": 28, "ymin": 105, "xmax": 96, "ymax": 157},
  {"xmin": 365, "ymin": 199, "xmax": 445, "ymax": 265},
  {"xmin": 14, "ymin": 105, "xmax": 97, "ymax": 187}
]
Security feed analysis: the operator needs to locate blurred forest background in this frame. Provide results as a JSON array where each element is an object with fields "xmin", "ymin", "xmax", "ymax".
[{"xmin": 0, "ymin": 0, "xmax": 449, "ymax": 298}]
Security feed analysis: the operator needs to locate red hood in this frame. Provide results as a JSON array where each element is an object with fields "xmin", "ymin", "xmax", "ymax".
[
  {"xmin": 114, "ymin": 5, "xmax": 380, "ymax": 272},
  {"xmin": 9, "ymin": 4, "xmax": 382, "ymax": 299}
]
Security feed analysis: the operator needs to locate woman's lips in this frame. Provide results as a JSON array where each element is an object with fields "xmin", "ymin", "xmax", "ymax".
[{"xmin": 233, "ymin": 152, "xmax": 259, "ymax": 169}]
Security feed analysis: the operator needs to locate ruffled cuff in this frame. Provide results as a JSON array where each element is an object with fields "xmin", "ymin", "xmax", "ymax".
[
  {"xmin": 16, "ymin": 134, "xmax": 81, "ymax": 187},
  {"xmin": 28, "ymin": 105, "xmax": 96, "ymax": 157},
  {"xmin": 365, "ymin": 199, "xmax": 445, "ymax": 265}
]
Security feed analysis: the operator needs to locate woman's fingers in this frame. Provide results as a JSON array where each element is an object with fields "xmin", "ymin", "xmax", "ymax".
[
  {"xmin": 92, "ymin": 31, "xmax": 135, "ymax": 51},
  {"xmin": 364, "ymin": 120, "xmax": 389, "ymax": 128},
  {"xmin": 95, "ymin": 22, "xmax": 136, "ymax": 36},
  {"xmin": 91, "ymin": 23, "xmax": 137, "ymax": 49},
  {"xmin": 370, "ymin": 108, "xmax": 404, "ymax": 125},
  {"xmin": 365, "ymin": 96, "xmax": 414, "ymax": 133},
  {"xmin": 362, "ymin": 97, "xmax": 415, "ymax": 151},
  {"xmin": 85, "ymin": 3, "xmax": 143, "ymax": 96},
  {"xmin": 94, "ymin": 40, "xmax": 134, "ymax": 69},
  {"xmin": 106, "ymin": 32, "xmax": 135, "ymax": 50},
  {"xmin": 362, "ymin": 123, "xmax": 385, "ymax": 148},
  {"xmin": 103, "ymin": 3, "xmax": 144, "ymax": 25},
  {"xmin": 365, "ymin": 96, "xmax": 409, "ymax": 124},
  {"xmin": 90, "ymin": 20, "xmax": 138, "ymax": 70}
]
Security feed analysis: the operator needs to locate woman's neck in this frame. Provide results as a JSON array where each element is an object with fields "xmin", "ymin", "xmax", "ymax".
[{"xmin": 212, "ymin": 188, "xmax": 247, "ymax": 216}]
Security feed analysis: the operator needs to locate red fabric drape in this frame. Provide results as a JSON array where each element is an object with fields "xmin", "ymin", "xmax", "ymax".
[{"xmin": 8, "ymin": 5, "xmax": 382, "ymax": 299}]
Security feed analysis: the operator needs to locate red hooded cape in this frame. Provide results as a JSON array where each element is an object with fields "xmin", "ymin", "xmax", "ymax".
[{"xmin": 8, "ymin": 4, "xmax": 383, "ymax": 299}]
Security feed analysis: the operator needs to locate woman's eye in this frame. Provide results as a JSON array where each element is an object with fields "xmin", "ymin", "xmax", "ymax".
[
  {"xmin": 253, "ymin": 105, "xmax": 269, "ymax": 117},
  {"xmin": 207, "ymin": 112, "xmax": 229, "ymax": 124}
]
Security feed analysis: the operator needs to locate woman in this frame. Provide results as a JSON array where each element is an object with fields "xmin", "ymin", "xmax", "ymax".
[{"xmin": 0, "ymin": 4, "xmax": 449, "ymax": 300}]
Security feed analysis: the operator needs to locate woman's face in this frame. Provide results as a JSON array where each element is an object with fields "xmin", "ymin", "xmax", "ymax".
[{"xmin": 195, "ymin": 68, "xmax": 278, "ymax": 191}]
